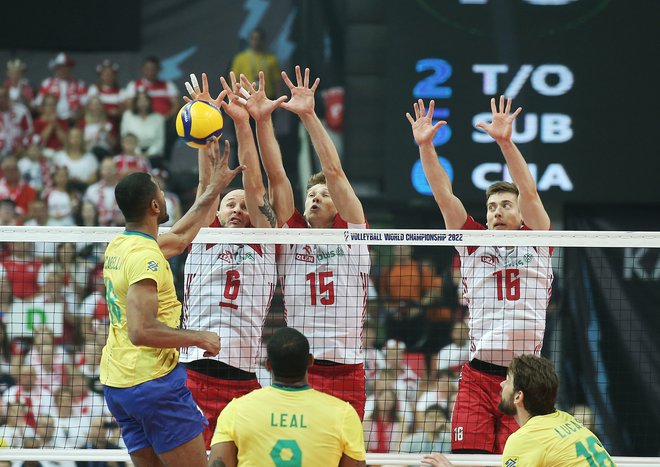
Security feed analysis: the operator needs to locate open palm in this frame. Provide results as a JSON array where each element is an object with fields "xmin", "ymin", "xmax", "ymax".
[
  {"xmin": 406, "ymin": 99, "xmax": 446, "ymax": 145},
  {"xmin": 280, "ymin": 66, "xmax": 319, "ymax": 116},
  {"xmin": 241, "ymin": 71, "xmax": 288, "ymax": 122},
  {"xmin": 476, "ymin": 95, "xmax": 522, "ymax": 142}
]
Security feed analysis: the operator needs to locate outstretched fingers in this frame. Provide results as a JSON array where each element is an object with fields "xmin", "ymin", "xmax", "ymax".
[
  {"xmin": 310, "ymin": 77, "xmax": 320, "ymax": 93},
  {"xmin": 295, "ymin": 65, "xmax": 303, "ymax": 87},
  {"xmin": 511, "ymin": 106, "xmax": 523, "ymax": 120},
  {"xmin": 405, "ymin": 112, "xmax": 415, "ymax": 125},
  {"xmin": 281, "ymin": 70, "xmax": 295, "ymax": 90}
]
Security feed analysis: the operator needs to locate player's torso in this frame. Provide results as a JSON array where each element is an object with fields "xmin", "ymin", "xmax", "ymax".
[
  {"xmin": 458, "ymin": 244, "xmax": 553, "ymax": 363},
  {"xmin": 278, "ymin": 242, "xmax": 370, "ymax": 362},
  {"xmin": 180, "ymin": 242, "xmax": 276, "ymax": 370},
  {"xmin": 504, "ymin": 411, "xmax": 613, "ymax": 467},
  {"xmin": 234, "ymin": 387, "xmax": 346, "ymax": 467},
  {"xmin": 101, "ymin": 233, "xmax": 180, "ymax": 386}
]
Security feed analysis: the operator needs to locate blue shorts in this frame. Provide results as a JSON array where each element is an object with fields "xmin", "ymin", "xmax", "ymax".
[{"xmin": 104, "ymin": 364, "xmax": 207, "ymax": 454}]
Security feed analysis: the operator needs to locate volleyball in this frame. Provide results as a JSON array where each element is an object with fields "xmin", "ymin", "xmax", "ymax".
[{"xmin": 175, "ymin": 100, "xmax": 224, "ymax": 149}]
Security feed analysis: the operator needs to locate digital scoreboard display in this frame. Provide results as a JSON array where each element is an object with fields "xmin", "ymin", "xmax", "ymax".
[{"xmin": 382, "ymin": 0, "xmax": 660, "ymax": 204}]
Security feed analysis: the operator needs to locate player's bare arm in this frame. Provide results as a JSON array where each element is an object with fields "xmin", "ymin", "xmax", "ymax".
[
  {"xmin": 158, "ymin": 141, "xmax": 244, "ymax": 258},
  {"xmin": 407, "ymin": 99, "xmax": 467, "ymax": 230},
  {"xmin": 240, "ymin": 71, "xmax": 294, "ymax": 226},
  {"xmin": 184, "ymin": 73, "xmax": 228, "ymax": 225},
  {"xmin": 126, "ymin": 278, "xmax": 220, "ymax": 356},
  {"xmin": 338, "ymin": 454, "xmax": 367, "ymax": 467},
  {"xmin": 218, "ymin": 72, "xmax": 275, "ymax": 228},
  {"xmin": 476, "ymin": 95, "xmax": 550, "ymax": 230},
  {"xmin": 281, "ymin": 65, "xmax": 365, "ymax": 225},
  {"xmin": 208, "ymin": 442, "xmax": 238, "ymax": 467}
]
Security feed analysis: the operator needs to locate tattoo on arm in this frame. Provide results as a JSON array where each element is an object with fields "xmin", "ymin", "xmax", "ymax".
[
  {"xmin": 209, "ymin": 460, "xmax": 227, "ymax": 467},
  {"xmin": 259, "ymin": 194, "xmax": 277, "ymax": 227}
]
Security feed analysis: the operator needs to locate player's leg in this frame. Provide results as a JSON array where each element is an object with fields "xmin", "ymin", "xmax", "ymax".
[
  {"xmin": 129, "ymin": 447, "xmax": 165, "ymax": 467},
  {"xmin": 451, "ymin": 363, "xmax": 497, "ymax": 453},
  {"xmin": 158, "ymin": 433, "xmax": 208, "ymax": 467},
  {"xmin": 186, "ymin": 368, "xmax": 224, "ymax": 449}
]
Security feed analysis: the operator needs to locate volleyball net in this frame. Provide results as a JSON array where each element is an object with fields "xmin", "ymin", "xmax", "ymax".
[{"xmin": 0, "ymin": 226, "xmax": 659, "ymax": 466}]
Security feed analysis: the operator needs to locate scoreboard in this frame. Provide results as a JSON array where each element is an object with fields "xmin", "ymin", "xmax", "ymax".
[{"xmin": 382, "ymin": 0, "xmax": 660, "ymax": 203}]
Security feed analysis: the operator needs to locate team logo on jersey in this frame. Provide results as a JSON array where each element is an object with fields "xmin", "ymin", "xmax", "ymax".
[
  {"xmin": 523, "ymin": 253, "xmax": 533, "ymax": 263},
  {"xmin": 504, "ymin": 457, "xmax": 518, "ymax": 466},
  {"xmin": 147, "ymin": 260, "xmax": 159, "ymax": 272},
  {"xmin": 481, "ymin": 254, "xmax": 499, "ymax": 266},
  {"xmin": 295, "ymin": 246, "xmax": 315, "ymax": 263}
]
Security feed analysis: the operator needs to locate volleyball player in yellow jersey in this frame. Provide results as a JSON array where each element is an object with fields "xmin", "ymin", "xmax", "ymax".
[
  {"xmin": 422, "ymin": 354, "xmax": 614, "ymax": 467},
  {"xmin": 100, "ymin": 142, "xmax": 244, "ymax": 467},
  {"xmin": 208, "ymin": 327, "xmax": 366, "ymax": 467}
]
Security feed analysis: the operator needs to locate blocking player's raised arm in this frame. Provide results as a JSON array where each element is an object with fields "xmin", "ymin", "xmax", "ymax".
[
  {"xmin": 241, "ymin": 71, "xmax": 294, "ymax": 227},
  {"xmin": 281, "ymin": 66, "xmax": 365, "ymax": 225},
  {"xmin": 476, "ymin": 96, "xmax": 550, "ymax": 231},
  {"xmin": 158, "ymin": 142, "xmax": 244, "ymax": 258},
  {"xmin": 407, "ymin": 99, "xmax": 467, "ymax": 230},
  {"xmin": 219, "ymin": 72, "xmax": 276, "ymax": 228}
]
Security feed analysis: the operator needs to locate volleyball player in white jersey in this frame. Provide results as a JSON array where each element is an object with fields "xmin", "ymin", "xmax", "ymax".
[
  {"xmin": 407, "ymin": 96, "xmax": 553, "ymax": 454},
  {"xmin": 239, "ymin": 67, "xmax": 370, "ymax": 419},
  {"xmin": 179, "ymin": 73, "xmax": 277, "ymax": 448}
]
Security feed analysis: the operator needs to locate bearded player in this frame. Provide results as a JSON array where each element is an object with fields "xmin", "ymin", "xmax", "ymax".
[{"xmin": 179, "ymin": 73, "xmax": 277, "ymax": 448}]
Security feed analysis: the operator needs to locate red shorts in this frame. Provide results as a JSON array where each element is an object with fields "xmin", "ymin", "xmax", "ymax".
[
  {"xmin": 185, "ymin": 368, "xmax": 261, "ymax": 449},
  {"xmin": 451, "ymin": 361, "xmax": 518, "ymax": 453},
  {"xmin": 307, "ymin": 362, "xmax": 366, "ymax": 420}
]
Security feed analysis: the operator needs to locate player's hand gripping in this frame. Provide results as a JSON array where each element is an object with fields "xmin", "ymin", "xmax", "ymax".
[
  {"xmin": 196, "ymin": 330, "xmax": 221, "ymax": 357},
  {"xmin": 406, "ymin": 99, "xmax": 447, "ymax": 146},
  {"xmin": 280, "ymin": 66, "xmax": 320, "ymax": 117},
  {"xmin": 239, "ymin": 71, "xmax": 288, "ymax": 122},
  {"xmin": 476, "ymin": 95, "xmax": 522, "ymax": 143}
]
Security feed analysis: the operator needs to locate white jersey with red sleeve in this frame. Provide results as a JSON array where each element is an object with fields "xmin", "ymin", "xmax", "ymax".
[
  {"xmin": 456, "ymin": 216, "xmax": 553, "ymax": 367},
  {"xmin": 35, "ymin": 77, "xmax": 87, "ymax": 120},
  {"xmin": 279, "ymin": 210, "xmax": 370, "ymax": 364},
  {"xmin": 180, "ymin": 220, "xmax": 276, "ymax": 373}
]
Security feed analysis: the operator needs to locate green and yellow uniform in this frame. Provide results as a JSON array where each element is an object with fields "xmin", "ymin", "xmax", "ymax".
[
  {"xmin": 212, "ymin": 384, "xmax": 366, "ymax": 466},
  {"xmin": 502, "ymin": 410, "xmax": 614, "ymax": 466},
  {"xmin": 100, "ymin": 231, "xmax": 180, "ymax": 388}
]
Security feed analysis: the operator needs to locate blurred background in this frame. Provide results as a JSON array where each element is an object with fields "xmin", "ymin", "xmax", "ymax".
[
  {"xmin": 2, "ymin": 0, "xmax": 658, "ymax": 228},
  {"xmin": 1, "ymin": 0, "xmax": 659, "ymax": 458}
]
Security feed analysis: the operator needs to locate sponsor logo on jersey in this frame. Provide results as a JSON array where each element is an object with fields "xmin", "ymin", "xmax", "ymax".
[
  {"xmin": 218, "ymin": 250, "xmax": 234, "ymax": 263},
  {"xmin": 316, "ymin": 246, "xmax": 345, "ymax": 262},
  {"xmin": 504, "ymin": 458, "xmax": 518, "ymax": 467},
  {"xmin": 295, "ymin": 245, "xmax": 315, "ymax": 263},
  {"xmin": 147, "ymin": 260, "xmax": 159, "ymax": 272},
  {"xmin": 217, "ymin": 248, "xmax": 256, "ymax": 265},
  {"xmin": 481, "ymin": 254, "xmax": 499, "ymax": 265}
]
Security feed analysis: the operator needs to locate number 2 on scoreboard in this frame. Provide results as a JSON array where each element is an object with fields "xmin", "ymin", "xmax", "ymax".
[{"xmin": 305, "ymin": 271, "xmax": 335, "ymax": 305}]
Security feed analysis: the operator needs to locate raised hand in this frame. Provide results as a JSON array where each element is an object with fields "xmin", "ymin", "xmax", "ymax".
[
  {"xmin": 218, "ymin": 71, "xmax": 251, "ymax": 123},
  {"xmin": 421, "ymin": 453, "xmax": 454, "ymax": 467},
  {"xmin": 476, "ymin": 95, "xmax": 522, "ymax": 143},
  {"xmin": 280, "ymin": 65, "xmax": 320, "ymax": 116},
  {"xmin": 406, "ymin": 99, "xmax": 447, "ymax": 146},
  {"xmin": 240, "ymin": 71, "xmax": 288, "ymax": 122},
  {"xmin": 207, "ymin": 139, "xmax": 245, "ymax": 193},
  {"xmin": 183, "ymin": 72, "xmax": 226, "ymax": 109}
]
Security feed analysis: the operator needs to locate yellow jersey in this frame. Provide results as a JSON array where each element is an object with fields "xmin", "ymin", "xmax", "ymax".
[
  {"xmin": 502, "ymin": 410, "xmax": 614, "ymax": 466},
  {"xmin": 230, "ymin": 49, "xmax": 280, "ymax": 99},
  {"xmin": 212, "ymin": 384, "xmax": 366, "ymax": 466},
  {"xmin": 100, "ymin": 231, "xmax": 181, "ymax": 388}
]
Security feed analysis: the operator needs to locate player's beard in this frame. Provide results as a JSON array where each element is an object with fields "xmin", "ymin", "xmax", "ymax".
[
  {"xmin": 498, "ymin": 391, "xmax": 516, "ymax": 416},
  {"xmin": 156, "ymin": 199, "xmax": 169, "ymax": 225}
]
